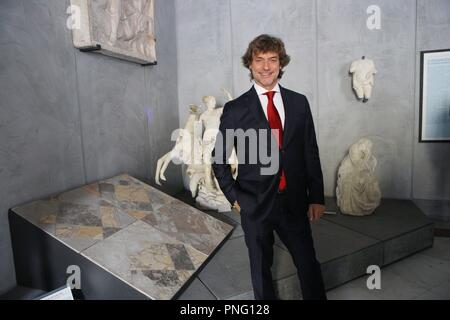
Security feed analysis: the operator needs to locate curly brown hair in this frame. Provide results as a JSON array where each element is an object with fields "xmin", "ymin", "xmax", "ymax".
[{"xmin": 242, "ymin": 34, "xmax": 291, "ymax": 80}]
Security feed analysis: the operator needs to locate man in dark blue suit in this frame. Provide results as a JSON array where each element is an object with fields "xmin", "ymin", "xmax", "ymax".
[{"xmin": 212, "ymin": 34, "xmax": 326, "ymax": 300}]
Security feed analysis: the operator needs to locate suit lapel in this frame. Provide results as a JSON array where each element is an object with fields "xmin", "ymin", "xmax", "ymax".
[
  {"xmin": 246, "ymin": 86, "xmax": 271, "ymax": 131},
  {"xmin": 280, "ymin": 85, "xmax": 294, "ymax": 147}
]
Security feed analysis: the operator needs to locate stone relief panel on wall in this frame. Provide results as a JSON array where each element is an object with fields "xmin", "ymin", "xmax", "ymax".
[{"xmin": 71, "ymin": 0, "xmax": 156, "ymax": 65}]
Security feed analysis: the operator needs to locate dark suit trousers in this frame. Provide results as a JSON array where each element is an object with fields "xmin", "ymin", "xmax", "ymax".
[{"xmin": 240, "ymin": 191, "xmax": 327, "ymax": 300}]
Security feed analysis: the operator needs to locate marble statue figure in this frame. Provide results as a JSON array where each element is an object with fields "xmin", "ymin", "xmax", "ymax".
[
  {"xmin": 349, "ymin": 57, "xmax": 377, "ymax": 102},
  {"xmin": 336, "ymin": 138, "xmax": 381, "ymax": 216}
]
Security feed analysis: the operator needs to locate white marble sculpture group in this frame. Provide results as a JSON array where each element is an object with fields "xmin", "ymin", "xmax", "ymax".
[
  {"xmin": 336, "ymin": 138, "xmax": 381, "ymax": 216},
  {"xmin": 155, "ymin": 89, "xmax": 238, "ymax": 212}
]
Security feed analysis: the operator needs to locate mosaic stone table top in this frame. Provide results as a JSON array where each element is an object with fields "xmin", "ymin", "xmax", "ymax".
[{"xmin": 12, "ymin": 174, "xmax": 233, "ymax": 299}]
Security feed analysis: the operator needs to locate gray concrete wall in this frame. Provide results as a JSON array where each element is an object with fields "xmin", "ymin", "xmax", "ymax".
[
  {"xmin": 175, "ymin": 0, "xmax": 234, "ymax": 124},
  {"xmin": 317, "ymin": 0, "xmax": 416, "ymax": 198},
  {"xmin": 175, "ymin": 0, "xmax": 449, "ymax": 200},
  {"xmin": 0, "ymin": 0, "xmax": 180, "ymax": 294}
]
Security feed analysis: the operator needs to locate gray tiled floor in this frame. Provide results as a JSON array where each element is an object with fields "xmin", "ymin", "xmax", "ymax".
[
  {"xmin": 177, "ymin": 278, "xmax": 216, "ymax": 300},
  {"xmin": 276, "ymin": 218, "xmax": 381, "ymax": 263},
  {"xmin": 327, "ymin": 237, "xmax": 450, "ymax": 300},
  {"xmin": 175, "ymin": 192, "xmax": 449, "ymax": 300},
  {"xmin": 179, "ymin": 235, "xmax": 450, "ymax": 300},
  {"xmin": 197, "ymin": 236, "xmax": 253, "ymax": 299}
]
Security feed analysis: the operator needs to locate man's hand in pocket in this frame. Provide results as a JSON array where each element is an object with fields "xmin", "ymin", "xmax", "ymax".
[{"xmin": 233, "ymin": 201, "xmax": 241, "ymax": 214}]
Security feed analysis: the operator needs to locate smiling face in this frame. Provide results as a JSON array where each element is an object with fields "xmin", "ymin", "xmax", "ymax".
[{"xmin": 249, "ymin": 51, "xmax": 281, "ymax": 91}]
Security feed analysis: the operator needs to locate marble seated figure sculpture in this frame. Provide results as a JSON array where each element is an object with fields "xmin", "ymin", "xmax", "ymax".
[
  {"xmin": 155, "ymin": 89, "xmax": 237, "ymax": 212},
  {"xmin": 349, "ymin": 57, "xmax": 377, "ymax": 102},
  {"xmin": 336, "ymin": 138, "xmax": 381, "ymax": 216}
]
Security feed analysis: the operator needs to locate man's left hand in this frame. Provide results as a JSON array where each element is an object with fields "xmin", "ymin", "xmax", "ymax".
[{"xmin": 308, "ymin": 204, "xmax": 325, "ymax": 222}]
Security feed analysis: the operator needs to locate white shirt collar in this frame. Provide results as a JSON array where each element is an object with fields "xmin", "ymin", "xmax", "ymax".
[{"xmin": 253, "ymin": 81, "xmax": 280, "ymax": 96}]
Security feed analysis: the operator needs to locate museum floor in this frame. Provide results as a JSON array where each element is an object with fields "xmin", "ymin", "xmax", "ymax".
[
  {"xmin": 175, "ymin": 193, "xmax": 450, "ymax": 300},
  {"xmin": 5, "ymin": 182, "xmax": 448, "ymax": 300},
  {"xmin": 326, "ymin": 236, "xmax": 450, "ymax": 300}
]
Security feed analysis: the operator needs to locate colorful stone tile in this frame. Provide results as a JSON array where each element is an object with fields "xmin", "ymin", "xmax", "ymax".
[
  {"xmin": 143, "ymin": 198, "xmax": 234, "ymax": 256},
  {"xmin": 12, "ymin": 173, "xmax": 233, "ymax": 299},
  {"xmin": 87, "ymin": 175, "xmax": 156, "ymax": 219},
  {"xmin": 83, "ymin": 220, "xmax": 207, "ymax": 300},
  {"xmin": 12, "ymin": 185, "xmax": 136, "ymax": 252},
  {"xmin": 97, "ymin": 174, "xmax": 234, "ymax": 256}
]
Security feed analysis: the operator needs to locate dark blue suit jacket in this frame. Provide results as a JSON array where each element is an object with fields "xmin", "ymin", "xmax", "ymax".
[{"xmin": 212, "ymin": 85, "xmax": 324, "ymax": 221}]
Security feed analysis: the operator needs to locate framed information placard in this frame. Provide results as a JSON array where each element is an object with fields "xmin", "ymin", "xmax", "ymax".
[{"xmin": 419, "ymin": 49, "xmax": 450, "ymax": 142}]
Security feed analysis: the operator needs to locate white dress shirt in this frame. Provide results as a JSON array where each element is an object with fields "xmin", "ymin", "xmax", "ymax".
[{"xmin": 253, "ymin": 81, "xmax": 285, "ymax": 128}]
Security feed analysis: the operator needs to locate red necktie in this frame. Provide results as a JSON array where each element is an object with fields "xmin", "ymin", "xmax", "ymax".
[{"xmin": 264, "ymin": 91, "xmax": 286, "ymax": 191}]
